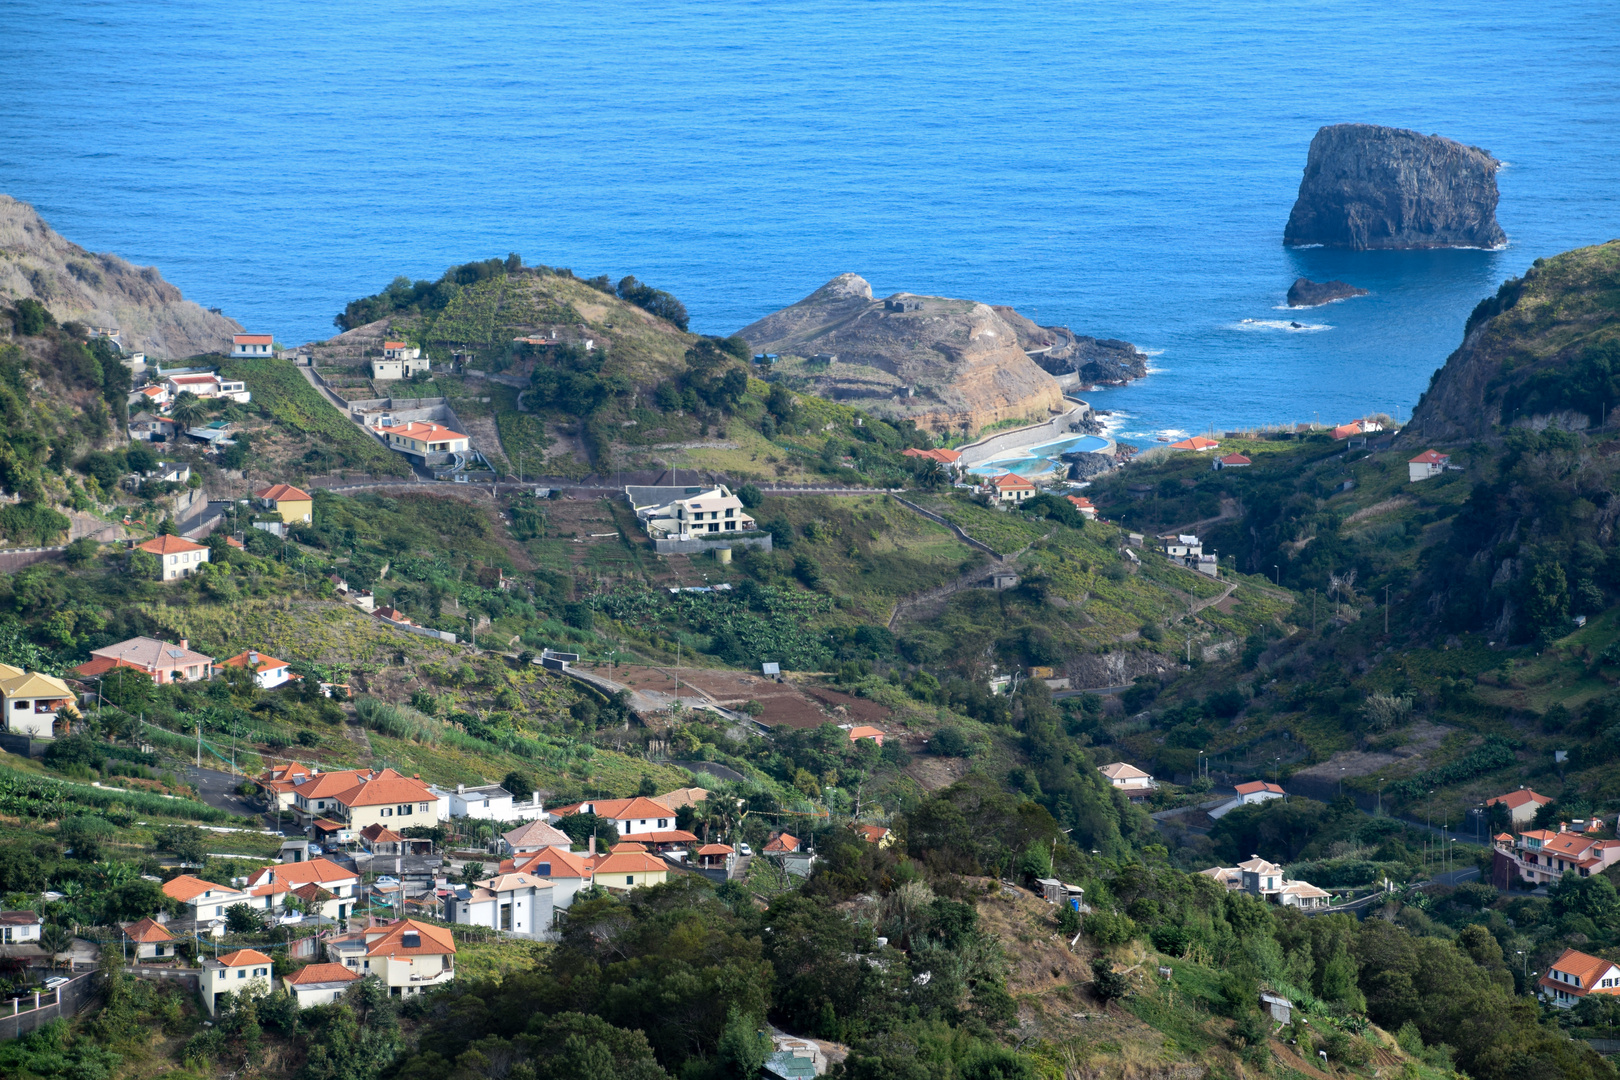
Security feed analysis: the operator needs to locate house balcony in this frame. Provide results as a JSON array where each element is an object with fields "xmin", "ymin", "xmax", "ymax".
[{"xmin": 408, "ymin": 966, "xmax": 455, "ymax": 984}]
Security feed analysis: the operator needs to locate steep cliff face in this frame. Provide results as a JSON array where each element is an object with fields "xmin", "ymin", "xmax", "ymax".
[
  {"xmin": 0, "ymin": 195, "xmax": 241, "ymax": 358},
  {"xmin": 737, "ymin": 275, "xmax": 1067, "ymax": 434},
  {"xmin": 1284, "ymin": 125, "xmax": 1505, "ymax": 250},
  {"xmin": 1399, "ymin": 241, "xmax": 1620, "ymax": 446},
  {"xmin": 990, "ymin": 305, "xmax": 1148, "ymax": 384}
]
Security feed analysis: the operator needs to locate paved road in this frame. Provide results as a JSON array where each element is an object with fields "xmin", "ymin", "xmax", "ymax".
[{"xmin": 184, "ymin": 765, "xmax": 273, "ymax": 825}]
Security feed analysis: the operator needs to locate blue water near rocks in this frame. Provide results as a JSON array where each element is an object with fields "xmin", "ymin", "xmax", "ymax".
[
  {"xmin": 3, "ymin": 1, "xmax": 1617, "ymax": 444},
  {"xmin": 979, "ymin": 436, "xmax": 1114, "ymax": 478}
]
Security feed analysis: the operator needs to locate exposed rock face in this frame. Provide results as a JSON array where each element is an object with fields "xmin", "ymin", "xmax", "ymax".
[
  {"xmin": 0, "ymin": 194, "xmax": 241, "ymax": 358},
  {"xmin": 991, "ymin": 305, "xmax": 1148, "ymax": 385},
  {"xmin": 1399, "ymin": 241, "xmax": 1620, "ymax": 446},
  {"xmin": 1286, "ymin": 278, "xmax": 1369, "ymax": 308},
  {"xmin": 737, "ymin": 275, "xmax": 1065, "ymax": 434},
  {"xmin": 1284, "ymin": 125, "xmax": 1506, "ymax": 250}
]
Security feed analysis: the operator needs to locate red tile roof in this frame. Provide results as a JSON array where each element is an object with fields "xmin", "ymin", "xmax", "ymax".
[
  {"xmin": 1487, "ymin": 789, "xmax": 1551, "ymax": 811},
  {"xmin": 1218, "ymin": 453, "xmax": 1251, "ymax": 465},
  {"xmin": 508, "ymin": 846, "xmax": 592, "ymax": 879},
  {"xmin": 233, "ymin": 335, "xmax": 273, "ymax": 345},
  {"xmin": 286, "ymin": 962, "xmax": 360, "ymax": 985},
  {"xmin": 1169, "ymin": 436, "xmax": 1219, "ymax": 450},
  {"xmin": 162, "ymin": 875, "xmax": 241, "ymax": 903},
  {"xmin": 550, "ymin": 796, "xmax": 675, "ymax": 822},
  {"xmin": 335, "ymin": 768, "xmax": 436, "ymax": 808},
  {"xmin": 763, "ymin": 833, "xmax": 800, "ymax": 853},
  {"xmin": 594, "ymin": 851, "xmax": 667, "ymax": 875},
  {"xmin": 1234, "ymin": 781, "xmax": 1286, "ymax": 796},
  {"xmin": 217, "ymin": 948, "xmax": 274, "ymax": 967},
  {"xmin": 136, "ymin": 535, "xmax": 207, "ymax": 555},
  {"xmin": 222, "ymin": 651, "xmax": 290, "ymax": 672},
  {"xmin": 696, "ymin": 843, "xmax": 734, "ymax": 856},
  {"xmin": 988, "ymin": 473, "xmax": 1036, "ymax": 490},
  {"xmin": 72, "ymin": 656, "xmax": 151, "ymax": 678},
  {"xmin": 365, "ymin": 919, "xmax": 455, "ymax": 957},
  {"xmin": 247, "ymin": 858, "xmax": 357, "ymax": 889},
  {"xmin": 123, "ymin": 917, "xmax": 173, "ymax": 943},
  {"xmin": 1409, "ymin": 450, "xmax": 1449, "ymax": 465},
  {"xmin": 1541, "ymin": 948, "xmax": 1620, "ymax": 998},
  {"xmin": 855, "ymin": 824, "xmax": 890, "ymax": 843},
  {"xmin": 387, "ymin": 421, "xmax": 467, "ymax": 442},
  {"xmin": 255, "ymin": 483, "xmax": 311, "ymax": 502}
]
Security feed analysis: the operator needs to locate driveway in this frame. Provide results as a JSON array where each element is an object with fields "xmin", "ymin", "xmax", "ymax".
[{"xmin": 184, "ymin": 766, "xmax": 275, "ymax": 825}]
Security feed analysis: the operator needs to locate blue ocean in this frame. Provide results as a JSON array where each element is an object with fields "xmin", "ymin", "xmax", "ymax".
[{"xmin": 3, "ymin": 1, "xmax": 1617, "ymax": 443}]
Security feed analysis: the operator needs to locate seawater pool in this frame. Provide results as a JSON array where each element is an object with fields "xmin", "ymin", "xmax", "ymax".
[{"xmin": 970, "ymin": 434, "xmax": 1112, "ymax": 477}]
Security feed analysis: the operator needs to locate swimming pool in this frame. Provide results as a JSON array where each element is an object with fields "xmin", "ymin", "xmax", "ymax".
[{"xmin": 969, "ymin": 434, "xmax": 1112, "ymax": 477}]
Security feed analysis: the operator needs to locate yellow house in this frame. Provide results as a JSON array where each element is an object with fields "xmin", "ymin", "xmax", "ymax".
[
  {"xmin": 202, "ymin": 949, "xmax": 275, "ymax": 1015},
  {"xmin": 0, "ymin": 665, "xmax": 78, "ymax": 737},
  {"xmin": 593, "ymin": 850, "xmax": 668, "ymax": 892},
  {"xmin": 254, "ymin": 483, "xmax": 314, "ymax": 524},
  {"xmin": 326, "ymin": 919, "xmax": 456, "ymax": 998},
  {"xmin": 332, "ymin": 768, "xmax": 440, "ymax": 833}
]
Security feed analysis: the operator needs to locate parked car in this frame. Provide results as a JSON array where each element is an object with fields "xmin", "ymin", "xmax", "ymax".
[
  {"xmin": 738, "ymin": 843, "xmax": 752, "ymax": 857},
  {"xmin": 43, "ymin": 976, "xmax": 70, "ymax": 990}
]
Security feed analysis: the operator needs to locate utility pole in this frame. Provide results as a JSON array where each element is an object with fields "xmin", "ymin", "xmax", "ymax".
[
  {"xmin": 1311, "ymin": 589, "xmax": 1317, "ymax": 633},
  {"xmin": 1384, "ymin": 583, "xmax": 1392, "ymax": 634}
]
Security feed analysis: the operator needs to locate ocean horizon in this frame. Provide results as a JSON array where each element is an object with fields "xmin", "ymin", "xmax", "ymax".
[{"xmin": 3, "ymin": 0, "xmax": 1617, "ymax": 443}]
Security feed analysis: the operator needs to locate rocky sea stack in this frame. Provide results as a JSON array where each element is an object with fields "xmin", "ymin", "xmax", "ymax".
[
  {"xmin": 1284, "ymin": 124, "xmax": 1506, "ymax": 250},
  {"xmin": 1286, "ymin": 278, "xmax": 1369, "ymax": 308}
]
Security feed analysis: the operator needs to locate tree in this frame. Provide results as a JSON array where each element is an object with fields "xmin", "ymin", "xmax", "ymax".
[
  {"xmin": 637, "ymin": 774, "xmax": 657, "ymax": 797},
  {"xmin": 10, "ymin": 298, "xmax": 55, "ymax": 336},
  {"xmin": 169, "ymin": 391, "xmax": 206, "ymax": 427},
  {"xmin": 226, "ymin": 902, "xmax": 266, "ymax": 933},
  {"xmin": 459, "ymin": 862, "xmax": 486, "ymax": 886},
  {"xmin": 62, "ymin": 536, "xmax": 99, "ymax": 567},
  {"xmin": 502, "ymin": 771, "xmax": 533, "ymax": 800},
  {"xmin": 159, "ymin": 824, "xmax": 208, "ymax": 865},
  {"xmin": 1090, "ymin": 956, "xmax": 1128, "ymax": 1004},
  {"xmin": 130, "ymin": 548, "xmax": 160, "ymax": 580},
  {"xmin": 59, "ymin": 815, "xmax": 115, "ymax": 860},
  {"xmin": 38, "ymin": 923, "xmax": 71, "ymax": 967},
  {"xmin": 737, "ymin": 483, "xmax": 763, "ymax": 509}
]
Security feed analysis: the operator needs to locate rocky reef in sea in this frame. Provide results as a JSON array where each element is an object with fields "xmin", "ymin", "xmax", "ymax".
[
  {"xmin": 1286, "ymin": 278, "xmax": 1369, "ymax": 307},
  {"xmin": 1284, "ymin": 124, "xmax": 1506, "ymax": 251}
]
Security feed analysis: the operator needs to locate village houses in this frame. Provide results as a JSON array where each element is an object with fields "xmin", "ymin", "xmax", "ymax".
[
  {"xmin": 163, "ymin": 370, "xmax": 250, "ymax": 404},
  {"xmin": 1540, "ymin": 948, "xmax": 1620, "ymax": 1008},
  {"xmin": 121, "ymin": 917, "xmax": 176, "ymax": 960},
  {"xmin": 631, "ymin": 484, "xmax": 759, "ymax": 541},
  {"xmin": 1207, "ymin": 780, "xmax": 1287, "ymax": 820},
  {"xmin": 1487, "ymin": 787, "xmax": 1553, "ymax": 826},
  {"xmin": 986, "ymin": 473, "xmax": 1035, "ymax": 504},
  {"xmin": 221, "ymin": 649, "xmax": 296, "ymax": 690},
  {"xmin": 324, "ymin": 918, "xmax": 456, "ymax": 998},
  {"xmin": 1493, "ymin": 823, "xmax": 1620, "ymax": 887},
  {"xmin": 230, "ymin": 333, "xmax": 275, "ymax": 359},
  {"xmin": 284, "ymin": 963, "xmax": 362, "ymax": 1008},
  {"xmin": 499, "ymin": 844, "xmax": 597, "ymax": 909},
  {"xmin": 1168, "ymin": 436, "xmax": 1219, "ymax": 452},
  {"xmin": 0, "ymin": 910, "xmax": 42, "ymax": 946},
  {"xmin": 0, "ymin": 664, "xmax": 77, "ymax": 737},
  {"xmin": 245, "ymin": 858, "xmax": 362, "ymax": 921},
  {"xmin": 1099, "ymin": 762, "xmax": 1155, "ymax": 801},
  {"xmin": 1212, "ymin": 452, "xmax": 1251, "ymax": 470},
  {"xmin": 136, "ymin": 535, "xmax": 210, "ymax": 581},
  {"xmin": 547, "ymin": 795, "xmax": 699, "ymax": 849},
  {"xmin": 1409, "ymin": 449, "xmax": 1450, "ymax": 482},
  {"xmin": 381, "ymin": 420, "xmax": 470, "ymax": 463},
  {"xmin": 255, "ymin": 483, "xmax": 314, "ymax": 524},
  {"xmin": 501, "ymin": 819, "xmax": 573, "ymax": 856},
  {"xmin": 202, "ymin": 949, "xmax": 275, "ymax": 1016},
  {"xmin": 161, "ymin": 875, "xmax": 253, "ymax": 932},
  {"xmin": 441, "ymin": 781, "xmax": 548, "ymax": 821},
  {"xmin": 371, "ymin": 342, "xmax": 431, "ymax": 380},
  {"xmin": 1199, "ymin": 856, "xmax": 1331, "ymax": 911},
  {"xmin": 445, "ymin": 871, "xmax": 554, "ymax": 937},
  {"xmin": 75, "ymin": 636, "xmax": 215, "ymax": 685}
]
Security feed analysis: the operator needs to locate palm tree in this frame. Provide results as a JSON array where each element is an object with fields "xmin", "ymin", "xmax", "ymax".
[
  {"xmin": 169, "ymin": 391, "xmax": 205, "ymax": 428},
  {"xmin": 38, "ymin": 923, "xmax": 71, "ymax": 969}
]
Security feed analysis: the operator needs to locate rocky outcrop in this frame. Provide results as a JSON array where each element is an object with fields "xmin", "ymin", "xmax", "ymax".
[
  {"xmin": 0, "ymin": 194, "xmax": 241, "ymax": 358},
  {"xmin": 1284, "ymin": 125, "xmax": 1505, "ymax": 250},
  {"xmin": 992, "ymin": 304, "xmax": 1148, "ymax": 385},
  {"xmin": 737, "ymin": 275, "xmax": 1066, "ymax": 434},
  {"xmin": 1399, "ymin": 241, "xmax": 1620, "ymax": 446},
  {"xmin": 1286, "ymin": 278, "xmax": 1369, "ymax": 308}
]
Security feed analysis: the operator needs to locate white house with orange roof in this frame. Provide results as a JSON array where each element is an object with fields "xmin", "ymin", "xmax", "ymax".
[
  {"xmin": 284, "ymin": 962, "xmax": 361, "ymax": 1008},
  {"xmin": 1494, "ymin": 824, "xmax": 1620, "ymax": 887},
  {"xmin": 1408, "ymin": 449, "xmax": 1450, "ymax": 482},
  {"xmin": 1099, "ymin": 762, "xmax": 1155, "ymax": 801},
  {"xmin": 162, "ymin": 875, "xmax": 251, "ymax": 932},
  {"xmin": 324, "ymin": 918, "xmax": 455, "ymax": 997},
  {"xmin": 332, "ymin": 769, "xmax": 443, "ymax": 832},
  {"xmin": 1213, "ymin": 452, "xmax": 1251, "ymax": 470},
  {"xmin": 164, "ymin": 370, "xmax": 250, "ymax": 403},
  {"xmin": 845, "ymin": 725, "xmax": 885, "ymax": 747},
  {"xmin": 289, "ymin": 768, "xmax": 371, "ymax": 826},
  {"xmin": 245, "ymin": 857, "xmax": 361, "ymax": 921},
  {"xmin": 1064, "ymin": 494, "xmax": 1098, "ymax": 519},
  {"xmin": 231, "ymin": 334, "xmax": 275, "ymax": 359},
  {"xmin": 986, "ymin": 473, "xmax": 1035, "ymax": 504},
  {"xmin": 446, "ymin": 871, "xmax": 554, "ymax": 937},
  {"xmin": 1541, "ymin": 948, "xmax": 1620, "ymax": 1008},
  {"xmin": 221, "ymin": 649, "xmax": 295, "ymax": 690},
  {"xmin": 381, "ymin": 420, "xmax": 469, "ymax": 463},
  {"xmin": 1168, "ymin": 436, "xmax": 1219, "ymax": 452},
  {"xmin": 1198, "ymin": 856, "xmax": 1330, "ymax": 911},
  {"xmin": 547, "ymin": 796, "xmax": 698, "ymax": 847},
  {"xmin": 501, "ymin": 845, "xmax": 596, "ymax": 909},
  {"xmin": 1208, "ymin": 780, "xmax": 1287, "ymax": 820},
  {"xmin": 202, "ymin": 948, "xmax": 275, "ymax": 1014},
  {"xmin": 131, "ymin": 384, "xmax": 170, "ymax": 410},
  {"xmin": 593, "ymin": 849, "xmax": 668, "ymax": 892},
  {"xmin": 258, "ymin": 761, "xmax": 313, "ymax": 812},
  {"xmin": 1486, "ymin": 787, "xmax": 1553, "ymax": 826},
  {"xmin": 136, "ymin": 534, "xmax": 210, "ymax": 581},
  {"xmin": 121, "ymin": 917, "xmax": 176, "ymax": 961}
]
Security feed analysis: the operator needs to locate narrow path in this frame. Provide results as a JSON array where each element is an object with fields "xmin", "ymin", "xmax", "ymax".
[{"xmin": 1161, "ymin": 497, "xmax": 1243, "ymax": 539}]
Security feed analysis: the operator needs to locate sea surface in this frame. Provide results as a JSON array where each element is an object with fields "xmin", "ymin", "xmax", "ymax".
[{"xmin": 3, "ymin": 1, "xmax": 1617, "ymax": 443}]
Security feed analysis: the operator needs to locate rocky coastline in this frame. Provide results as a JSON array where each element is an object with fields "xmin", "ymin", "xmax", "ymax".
[
  {"xmin": 1284, "ymin": 124, "xmax": 1506, "ymax": 250},
  {"xmin": 1286, "ymin": 278, "xmax": 1369, "ymax": 308}
]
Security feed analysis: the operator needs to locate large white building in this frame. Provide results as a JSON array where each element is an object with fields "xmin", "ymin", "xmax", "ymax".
[
  {"xmin": 371, "ymin": 342, "xmax": 430, "ymax": 381},
  {"xmin": 446, "ymin": 871, "xmax": 554, "ymax": 938},
  {"xmin": 631, "ymin": 485, "xmax": 758, "ymax": 541},
  {"xmin": 440, "ymin": 783, "xmax": 548, "ymax": 821}
]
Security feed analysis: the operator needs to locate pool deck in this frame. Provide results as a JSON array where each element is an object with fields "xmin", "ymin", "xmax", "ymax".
[{"xmin": 957, "ymin": 399, "xmax": 1115, "ymax": 477}]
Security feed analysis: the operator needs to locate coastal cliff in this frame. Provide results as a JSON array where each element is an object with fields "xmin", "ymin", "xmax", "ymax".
[
  {"xmin": 0, "ymin": 195, "xmax": 242, "ymax": 358},
  {"xmin": 737, "ymin": 274, "xmax": 1066, "ymax": 434},
  {"xmin": 1399, "ymin": 241, "xmax": 1620, "ymax": 445},
  {"xmin": 1284, "ymin": 124, "xmax": 1505, "ymax": 250},
  {"xmin": 990, "ymin": 305, "xmax": 1149, "ymax": 385}
]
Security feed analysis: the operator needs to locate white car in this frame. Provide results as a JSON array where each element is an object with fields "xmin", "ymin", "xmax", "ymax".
[
  {"xmin": 375, "ymin": 875, "xmax": 399, "ymax": 885},
  {"xmin": 277, "ymin": 912, "xmax": 304, "ymax": 926},
  {"xmin": 738, "ymin": 843, "xmax": 752, "ymax": 857},
  {"xmin": 43, "ymin": 976, "xmax": 70, "ymax": 990}
]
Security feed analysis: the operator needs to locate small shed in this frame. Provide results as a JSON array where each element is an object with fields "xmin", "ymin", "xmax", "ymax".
[{"xmin": 1260, "ymin": 991, "xmax": 1293, "ymax": 1024}]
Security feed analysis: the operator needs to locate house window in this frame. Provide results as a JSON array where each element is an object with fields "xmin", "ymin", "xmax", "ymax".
[
  {"xmin": 626, "ymin": 876, "xmax": 634, "ymax": 885},
  {"xmin": 419, "ymin": 803, "xmax": 430, "ymax": 813},
  {"xmin": 237, "ymin": 970, "xmax": 247, "ymax": 979},
  {"xmin": 399, "ymin": 804, "xmax": 413, "ymax": 815},
  {"xmin": 382, "ymin": 808, "xmax": 392, "ymax": 816}
]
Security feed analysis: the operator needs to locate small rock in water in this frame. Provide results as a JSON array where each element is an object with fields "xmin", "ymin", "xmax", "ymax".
[{"xmin": 1287, "ymin": 277, "xmax": 1370, "ymax": 307}]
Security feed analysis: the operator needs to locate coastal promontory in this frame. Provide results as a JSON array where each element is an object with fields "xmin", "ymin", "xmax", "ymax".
[
  {"xmin": 1286, "ymin": 278, "xmax": 1369, "ymax": 307},
  {"xmin": 736, "ymin": 274, "xmax": 1067, "ymax": 435},
  {"xmin": 0, "ymin": 194, "xmax": 242, "ymax": 357},
  {"xmin": 1283, "ymin": 124, "xmax": 1506, "ymax": 250}
]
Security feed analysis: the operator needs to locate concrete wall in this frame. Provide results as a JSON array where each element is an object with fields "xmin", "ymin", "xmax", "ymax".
[
  {"xmin": 373, "ymin": 615, "xmax": 458, "ymax": 644},
  {"xmin": 0, "ymin": 733, "xmax": 50, "ymax": 758},
  {"xmin": 0, "ymin": 973, "xmax": 98, "ymax": 1042},
  {"xmin": 652, "ymin": 533, "xmax": 773, "ymax": 556},
  {"xmin": 0, "ymin": 548, "xmax": 63, "ymax": 574}
]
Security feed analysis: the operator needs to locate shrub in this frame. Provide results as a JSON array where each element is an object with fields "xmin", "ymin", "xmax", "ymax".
[
  {"xmin": 1082, "ymin": 911, "xmax": 1137, "ymax": 946},
  {"xmin": 1090, "ymin": 956, "xmax": 1129, "ymax": 1003},
  {"xmin": 929, "ymin": 726, "xmax": 973, "ymax": 757}
]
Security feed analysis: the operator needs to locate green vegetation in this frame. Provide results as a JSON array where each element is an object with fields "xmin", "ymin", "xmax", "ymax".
[{"xmin": 217, "ymin": 354, "xmax": 409, "ymax": 476}]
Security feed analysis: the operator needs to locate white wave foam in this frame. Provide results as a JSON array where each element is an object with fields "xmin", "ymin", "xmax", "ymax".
[
  {"xmin": 1234, "ymin": 318, "xmax": 1331, "ymax": 332},
  {"xmin": 1139, "ymin": 348, "xmax": 1165, "ymax": 356}
]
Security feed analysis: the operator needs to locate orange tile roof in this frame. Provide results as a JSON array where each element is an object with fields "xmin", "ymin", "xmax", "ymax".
[
  {"xmin": 594, "ymin": 851, "xmax": 667, "ymax": 875},
  {"xmin": 286, "ymin": 962, "xmax": 360, "ymax": 985},
  {"xmin": 1218, "ymin": 453, "xmax": 1251, "ymax": 465},
  {"xmin": 292, "ymin": 883, "xmax": 333, "ymax": 903},
  {"xmin": 551, "ymin": 796, "xmax": 676, "ymax": 821},
  {"xmin": 254, "ymin": 483, "xmax": 311, "ymax": 502},
  {"xmin": 1409, "ymin": 450, "xmax": 1448, "ymax": 465},
  {"xmin": 162, "ymin": 875, "xmax": 241, "ymax": 903},
  {"xmin": 136, "ymin": 535, "xmax": 208, "ymax": 555},
  {"xmin": 123, "ymin": 917, "xmax": 174, "ymax": 943},
  {"xmin": 233, "ymin": 335, "xmax": 273, "ymax": 345},
  {"xmin": 697, "ymin": 843, "xmax": 734, "ymax": 856},
  {"xmin": 217, "ymin": 948, "xmax": 274, "ymax": 967},
  {"xmin": 365, "ymin": 919, "xmax": 455, "ymax": 957},
  {"xmin": 612, "ymin": 842, "xmax": 649, "ymax": 852},
  {"xmin": 222, "ymin": 651, "xmax": 290, "ymax": 672},
  {"xmin": 1235, "ymin": 781, "xmax": 1286, "ymax": 796},
  {"xmin": 1488, "ymin": 789, "xmax": 1551, "ymax": 810},
  {"xmin": 509, "ymin": 845, "xmax": 592, "ymax": 879},
  {"xmin": 387, "ymin": 421, "xmax": 467, "ymax": 442},
  {"xmin": 226, "ymin": 536, "xmax": 245, "ymax": 549},
  {"xmin": 360, "ymin": 823, "xmax": 404, "ymax": 843},
  {"xmin": 335, "ymin": 768, "xmax": 436, "ymax": 808},
  {"xmin": 248, "ymin": 858, "xmax": 357, "ymax": 889},
  {"xmin": 855, "ymin": 824, "xmax": 890, "ymax": 843},
  {"xmin": 1543, "ymin": 948, "xmax": 1620, "ymax": 996},
  {"xmin": 1169, "ymin": 436, "xmax": 1219, "ymax": 450},
  {"xmin": 265, "ymin": 762, "xmax": 312, "ymax": 782},
  {"xmin": 73, "ymin": 656, "xmax": 151, "ymax": 678},
  {"xmin": 763, "ymin": 833, "xmax": 800, "ymax": 853},
  {"xmin": 1065, "ymin": 495, "xmax": 1095, "ymax": 508},
  {"xmin": 847, "ymin": 725, "xmax": 884, "ymax": 741},
  {"xmin": 989, "ymin": 473, "xmax": 1036, "ymax": 489},
  {"xmin": 382, "ymin": 341, "xmax": 407, "ymax": 349},
  {"xmin": 292, "ymin": 769, "xmax": 369, "ymax": 800}
]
